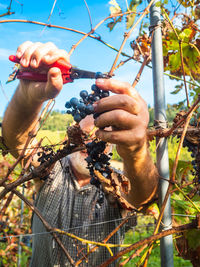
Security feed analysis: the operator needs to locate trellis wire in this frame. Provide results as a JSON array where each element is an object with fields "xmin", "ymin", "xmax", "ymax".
[{"xmin": 0, "ymin": 213, "xmax": 195, "ymax": 242}]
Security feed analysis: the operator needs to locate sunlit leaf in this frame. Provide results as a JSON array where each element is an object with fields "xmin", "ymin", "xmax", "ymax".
[
  {"xmin": 126, "ymin": 5, "xmax": 137, "ymax": 30},
  {"xmin": 109, "ymin": 0, "xmax": 122, "ymax": 15},
  {"xmin": 146, "ymin": 203, "xmax": 160, "ymax": 220},
  {"xmin": 179, "ymin": 28, "xmax": 193, "ymax": 42},
  {"xmin": 177, "ymin": 0, "xmax": 194, "ymax": 8}
]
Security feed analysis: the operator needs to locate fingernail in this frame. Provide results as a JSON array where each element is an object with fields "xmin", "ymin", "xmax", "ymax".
[
  {"xmin": 96, "ymin": 78, "xmax": 104, "ymax": 85},
  {"xmin": 16, "ymin": 51, "xmax": 22, "ymax": 58},
  {"xmin": 31, "ymin": 58, "xmax": 37, "ymax": 67},
  {"xmin": 20, "ymin": 58, "xmax": 27, "ymax": 66}
]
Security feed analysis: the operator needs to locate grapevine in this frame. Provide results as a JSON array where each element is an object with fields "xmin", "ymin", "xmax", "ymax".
[{"xmin": 1, "ymin": 1, "xmax": 200, "ymax": 266}]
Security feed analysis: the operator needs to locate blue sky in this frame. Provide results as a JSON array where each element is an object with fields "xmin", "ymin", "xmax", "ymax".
[{"xmin": 0, "ymin": 0, "xmax": 185, "ymax": 116}]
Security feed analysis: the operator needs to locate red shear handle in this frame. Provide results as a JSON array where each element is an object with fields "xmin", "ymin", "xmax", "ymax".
[{"xmin": 9, "ymin": 55, "xmax": 73, "ymax": 84}]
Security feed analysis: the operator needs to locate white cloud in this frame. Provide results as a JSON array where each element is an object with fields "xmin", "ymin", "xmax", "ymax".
[{"xmin": 0, "ymin": 48, "xmax": 14, "ymax": 61}]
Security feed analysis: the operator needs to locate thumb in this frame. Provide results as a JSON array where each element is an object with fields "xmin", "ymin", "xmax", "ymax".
[{"xmin": 45, "ymin": 67, "xmax": 63, "ymax": 99}]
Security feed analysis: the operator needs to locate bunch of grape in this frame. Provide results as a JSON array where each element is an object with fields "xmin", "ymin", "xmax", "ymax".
[
  {"xmin": 37, "ymin": 146, "xmax": 55, "ymax": 165},
  {"xmin": 85, "ymin": 139, "xmax": 112, "ymax": 186},
  {"xmin": 85, "ymin": 139, "xmax": 113, "ymax": 210},
  {"xmin": 65, "ymin": 78, "xmax": 109, "ymax": 123},
  {"xmin": 64, "ymin": 73, "xmax": 112, "ymax": 208},
  {"xmin": 183, "ymin": 138, "xmax": 200, "ymax": 185}
]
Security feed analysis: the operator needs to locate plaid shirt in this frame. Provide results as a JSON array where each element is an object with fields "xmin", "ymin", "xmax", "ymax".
[{"xmin": 30, "ymin": 157, "xmax": 126, "ymax": 267}]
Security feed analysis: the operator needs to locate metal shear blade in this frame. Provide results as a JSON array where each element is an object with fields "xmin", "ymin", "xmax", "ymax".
[{"xmin": 70, "ymin": 68, "xmax": 96, "ymax": 80}]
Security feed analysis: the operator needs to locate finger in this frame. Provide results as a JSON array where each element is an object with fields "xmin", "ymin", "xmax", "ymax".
[
  {"xmin": 42, "ymin": 49, "xmax": 70, "ymax": 65},
  {"xmin": 94, "ymin": 94, "xmax": 140, "ymax": 115},
  {"xmin": 29, "ymin": 42, "xmax": 58, "ymax": 68},
  {"xmin": 20, "ymin": 42, "xmax": 42, "ymax": 67},
  {"xmin": 94, "ymin": 109, "xmax": 137, "ymax": 130},
  {"xmin": 95, "ymin": 128, "xmax": 138, "ymax": 146},
  {"xmin": 45, "ymin": 67, "xmax": 63, "ymax": 99},
  {"xmin": 96, "ymin": 78, "xmax": 139, "ymax": 98},
  {"xmin": 16, "ymin": 41, "xmax": 33, "ymax": 59}
]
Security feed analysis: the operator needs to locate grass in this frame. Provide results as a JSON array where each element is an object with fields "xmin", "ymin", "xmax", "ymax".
[
  {"xmin": 122, "ymin": 216, "xmax": 193, "ymax": 266},
  {"xmin": 36, "ymin": 129, "xmax": 67, "ymax": 147}
]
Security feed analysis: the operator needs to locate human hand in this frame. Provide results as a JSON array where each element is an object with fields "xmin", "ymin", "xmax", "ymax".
[
  {"xmin": 94, "ymin": 78, "xmax": 149, "ymax": 159},
  {"xmin": 16, "ymin": 41, "xmax": 69, "ymax": 102}
]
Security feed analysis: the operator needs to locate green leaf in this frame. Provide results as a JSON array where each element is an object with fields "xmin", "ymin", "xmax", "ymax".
[
  {"xmin": 179, "ymin": 28, "xmax": 193, "ymax": 42},
  {"xmin": 168, "ymin": 52, "xmax": 181, "ymax": 71},
  {"xmin": 155, "ymin": 1, "xmax": 162, "ymax": 7},
  {"xmin": 155, "ymin": 0, "xmax": 168, "ymax": 7},
  {"xmin": 171, "ymin": 87, "xmax": 181, "ymax": 94},
  {"xmin": 126, "ymin": 5, "xmax": 137, "ymax": 30},
  {"xmin": 107, "ymin": 16, "xmax": 122, "ymax": 31},
  {"xmin": 107, "ymin": 21, "xmax": 117, "ymax": 31},
  {"xmin": 186, "ymin": 229, "xmax": 200, "ymax": 250},
  {"xmin": 130, "ymin": 0, "xmax": 142, "ymax": 7}
]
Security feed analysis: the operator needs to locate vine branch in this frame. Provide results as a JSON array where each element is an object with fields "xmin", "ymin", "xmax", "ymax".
[
  {"xmin": 99, "ymin": 218, "xmax": 199, "ymax": 267},
  {"xmin": 108, "ymin": 0, "xmax": 155, "ymax": 76}
]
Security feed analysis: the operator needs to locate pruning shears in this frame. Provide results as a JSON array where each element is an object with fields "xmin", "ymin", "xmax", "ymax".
[{"xmin": 8, "ymin": 55, "xmax": 109, "ymax": 84}]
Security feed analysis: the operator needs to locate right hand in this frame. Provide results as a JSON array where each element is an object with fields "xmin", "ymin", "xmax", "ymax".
[{"xmin": 16, "ymin": 41, "xmax": 70, "ymax": 102}]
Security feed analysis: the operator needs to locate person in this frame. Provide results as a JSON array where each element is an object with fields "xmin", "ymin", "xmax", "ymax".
[{"xmin": 2, "ymin": 41, "xmax": 159, "ymax": 266}]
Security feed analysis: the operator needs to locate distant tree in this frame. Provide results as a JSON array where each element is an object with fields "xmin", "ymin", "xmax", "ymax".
[{"xmin": 40, "ymin": 111, "xmax": 73, "ymax": 131}]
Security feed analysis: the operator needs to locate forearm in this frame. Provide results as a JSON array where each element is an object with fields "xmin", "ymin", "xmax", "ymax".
[
  {"xmin": 119, "ymin": 141, "xmax": 159, "ymax": 208},
  {"xmin": 2, "ymin": 82, "xmax": 44, "ymax": 158}
]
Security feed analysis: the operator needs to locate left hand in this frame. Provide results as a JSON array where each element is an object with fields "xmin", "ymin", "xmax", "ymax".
[{"xmin": 94, "ymin": 78, "xmax": 149, "ymax": 158}]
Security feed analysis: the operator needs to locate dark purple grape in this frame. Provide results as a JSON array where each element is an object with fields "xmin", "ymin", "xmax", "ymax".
[
  {"xmin": 91, "ymin": 84, "xmax": 100, "ymax": 93},
  {"xmin": 74, "ymin": 113, "xmax": 82, "ymax": 123},
  {"xmin": 85, "ymin": 155, "xmax": 93, "ymax": 164},
  {"xmin": 80, "ymin": 90, "xmax": 88, "ymax": 99},
  {"xmin": 88, "ymin": 94, "xmax": 94, "ymax": 101},
  {"xmin": 98, "ymin": 193, "xmax": 104, "ymax": 204},
  {"xmin": 90, "ymin": 177, "xmax": 100, "ymax": 186},
  {"xmin": 71, "ymin": 110, "xmax": 76, "ymax": 116},
  {"xmin": 99, "ymin": 154, "xmax": 110, "ymax": 163},
  {"xmin": 91, "ymin": 84, "xmax": 97, "ymax": 91},
  {"xmin": 80, "ymin": 111, "xmax": 86, "ymax": 119},
  {"xmin": 65, "ymin": 101, "xmax": 71, "ymax": 108},
  {"xmin": 101, "ymin": 91, "xmax": 110, "ymax": 98},
  {"xmin": 77, "ymin": 102, "xmax": 86, "ymax": 111},
  {"xmin": 70, "ymin": 97, "xmax": 79, "ymax": 108},
  {"xmin": 86, "ymin": 142, "xmax": 93, "ymax": 150},
  {"xmin": 95, "ymin": 72, "xmax": 104, "ymax": 79},
  {"xmin": 93, "ymin": 95, "xmax": 100, "ymax": 102},
  {"xmin": 85, "ymin": 104, "xmax": 94, "ymax": 115},
  {"xmin": 94, "ymin": 162, "xmax": 101, "ymax": 171}
]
